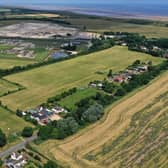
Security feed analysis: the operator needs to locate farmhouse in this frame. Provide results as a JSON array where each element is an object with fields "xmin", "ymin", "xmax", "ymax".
[
  {"xmin": 89, "ymin": 81, "xmax": 103, "ymax": 89},
  {"xmin": 5, "ymin": 152, "xmax": 27, "ymax": 168},
  {"xmin": 113, "ymin": 75, "xmax": 126, "ymax": 83},
  {"xmin": 28, "ymin": 106, "xmax": 65, "ymax": 125},
  {"xmin": 109, "ymin": 64, "xmax": 149, "ymax": 83}
]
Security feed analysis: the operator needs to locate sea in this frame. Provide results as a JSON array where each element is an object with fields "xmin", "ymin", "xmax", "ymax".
[
  {"xmin": 2, "ymin": 3, "xmax": 168, "ymax": 18},
  {"xmin": 59, "ymin": 3, "xmax": 168, "ymax": 17}
]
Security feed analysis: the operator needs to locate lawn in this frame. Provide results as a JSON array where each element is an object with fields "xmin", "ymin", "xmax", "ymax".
[
  {"xmin": 0, "ymin": 46, "xmax": 163, "ymax": 110},
  {"xmin": 58, "ymin": 88, "xmax": 98, "ymax": 110},
  {"xmin": 0, "ymin": 58, "xmax": 36, "ymax": 69},
  {"xmin": 0, "ymin": 79, "xmax": 19, "ymax": 96},
  {"xmin": 0, "ymin": 106, "xmax": 31, "ymax": 136}
]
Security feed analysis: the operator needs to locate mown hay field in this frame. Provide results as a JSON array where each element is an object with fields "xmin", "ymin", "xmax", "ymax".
[
  {"xmin": 0, "ymin": 46, "xmax": 163, "ymax": 110},
  {"xmin": 37, "ymin": 71, "xmax": 168, "ymax": 168}
]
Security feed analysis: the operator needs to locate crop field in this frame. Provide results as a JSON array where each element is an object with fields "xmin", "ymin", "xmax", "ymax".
[
  {"xmin": 0, "ymin": 58, "xmax": 35, "ymax": 69},
  {"xmin": 0, "ymin": 79, "xmax": 19, "ymax": 97},
  {"xmin": 0, "ymin": 106, "xmax": 31, "ymax": 136},
  {"xmin": 37, "ymin": 71, "xmax": 168, "ymax": 168},
  {"xmin": 0, "ymin": 46, "xmax": 163, "ymax": 110}
]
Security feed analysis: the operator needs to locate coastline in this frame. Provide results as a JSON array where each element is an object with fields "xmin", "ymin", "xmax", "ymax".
[{"xmin": 1, "ymin": 4, "xmax": 168, "ymax": 21}]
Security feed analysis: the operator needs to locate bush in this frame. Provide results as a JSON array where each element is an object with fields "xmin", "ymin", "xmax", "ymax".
[
  {"xmin": 43, "ymin": 160, "xmax": 59, "ymax": 168},
  {"xmin": 81, "ymin": 103, "xmax": 104, "ymax": 123},
  {"xmin": 22, "ymin": 127, "xmax": 33, "ymax": 137},
  {"xmin": 0, "ymin": 159, "xmax": 3, "ymax": 166}
]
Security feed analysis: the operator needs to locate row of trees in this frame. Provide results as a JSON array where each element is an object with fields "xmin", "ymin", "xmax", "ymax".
[
  {"xmin": 103, "ymin": 61, "xmax": 168, "ymax": 97},
  {"xmin": 103, "ymin": 32, "xmax": 168, "ymax": 58},
  {"xmin": 0, "ymin": 129, "xmax": 7, "ymax": 147},
  {"xmin": 47, "ymin": 87, "xmax": 77, "ymax": 106},
  {"xmin": 88, "ymin": 38, "xmax": 115, "ymax": 52},
  {"xmin": 122, "ymin": 33, "xmax": 168, "ymax": 57}
]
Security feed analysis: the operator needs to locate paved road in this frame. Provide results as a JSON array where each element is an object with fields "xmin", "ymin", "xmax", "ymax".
[{"xmin": 0, "ymin": 135, "xmax": 37, "ymax": 159}]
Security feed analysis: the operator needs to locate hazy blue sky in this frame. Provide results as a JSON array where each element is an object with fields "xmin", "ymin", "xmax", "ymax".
[{"xmin": 0, "ymin": 0, "xmax": 168, "ymax": 5}]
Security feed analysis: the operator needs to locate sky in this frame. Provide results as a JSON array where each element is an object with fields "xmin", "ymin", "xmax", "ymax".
[{"xmin": 0, "ymin": 0, "xmax": 168, "ymax": 5}]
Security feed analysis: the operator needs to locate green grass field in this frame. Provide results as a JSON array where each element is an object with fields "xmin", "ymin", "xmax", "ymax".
[
  {"xmin": 59, "ymin": 88, "xmax": 98, "ymax": 110},
  {"xmin": 0, "ymin": 106, "xmax": 31, "ymax": 136},
  {"xmin": 0, "ymin": 79, "xmax": 19, "ymax": 96},
  {"xmin": 64, "ymin": 17, "xmax": 168, "ymax": 38},
  {"xmin": 0, "ymin": 46, "xmax": 163, "ymax": 110},
  {"xmin": 33, "ymin": 47, "xmax": 50, "ymax": 61},
  {"xmin": 0, "ymin": 58, "xmax": 36, "ymax": 69}
]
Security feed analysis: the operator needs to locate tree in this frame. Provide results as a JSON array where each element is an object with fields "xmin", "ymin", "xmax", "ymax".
[
  {"xmin": 0, "ymin": 129, "xmax": 7, "ymax": 147},
  {"xmin": 43, "ymin": 160, "xmax": 58, "ymax": 168},
  {"xmin": 38, "ymin": 126, "xmax": 53, "ymax": 140},
  {"xmin": 0, "ymin": 159, "xmax": 3, "ymax": 166},
  {"xmin": 115, "ymin": 87, "xmax": 126, "ymax": 97},
  {"xmin": 16, "ymin": 109, "xmax": 23, "ymax": 117},
  {"xmin": 107, "ymin": 69, "xmax": 113, "ymax": 77},
  {"xmin": 81, "ymin": 103, "xmax": 104, "ymax": 123},
  {"xmin": 57, "ymin": 117, "xmax": 79, "ymax": 139},
  {"xmin": 22, "ymin": 127, "xmax": 33, "ymax": 137},
  {"xmin": 133, "ymin": 60, "xmax": 141, "ymax": 66}
]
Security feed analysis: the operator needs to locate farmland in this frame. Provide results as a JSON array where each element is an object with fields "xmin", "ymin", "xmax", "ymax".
[
  {"xmin": 0, "ymin": 46, "xmax": 163, "ymax": 110},
  {"xmin": 0, "ymin": 106, "xmax": 31, "ymax": 137},
  {"xmin": 37, "ymin": 71, "xmax": 168, "ymax": 168},
  {"xmin": 0, "ymin": 58, "xmax": 35, "ymax": 69},
  {"xmin": 0, "ymin": 79, "xmax": 19, "ymax": 96},
  {"xmin": 63, "ymin": 17, "xmax": 168, "ymax": 38}
]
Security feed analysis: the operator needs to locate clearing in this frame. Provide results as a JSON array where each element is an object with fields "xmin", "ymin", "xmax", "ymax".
[
  {"xmin": 36, "ymin": 71, "xmax": 168, "ymax": 168},
  {"xmin": 0, "ymin": 46, "xmax": 163, "ymax": 110}
]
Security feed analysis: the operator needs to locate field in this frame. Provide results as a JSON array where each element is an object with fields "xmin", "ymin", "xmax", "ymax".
[
  {"xmin": 0, "ymin": 106, "xmax": 31, "ymax": 136},
  {"xmin": 0, "ymin": 58, "xmax": 35, "ymax": 69},
  {"xmin": 36, "ymin": 71, "xmax": 168, "ymax": 168},
  {"xmin": 0, "ymin": 79, "xmax": 19, "ymax": 96},
  {"xmin": 64, "ymin": 17, "xmax": 168, "ymax": 38},
  {"xmin": 33, "ymin": 47, "xmax": 50, "ymax": 61},
  {"xmin": 58, "ymin": 88, "xmax": 98, "ymax": 110},
  {"xmin": 0, "ymin": 46, "xmax": 163, "ymax": 110}
]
